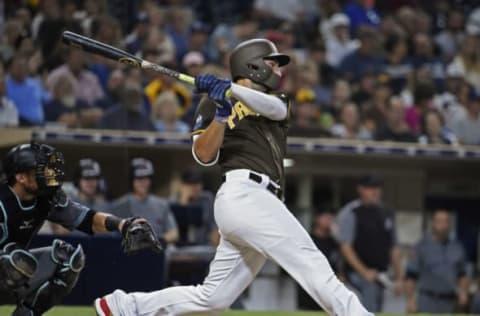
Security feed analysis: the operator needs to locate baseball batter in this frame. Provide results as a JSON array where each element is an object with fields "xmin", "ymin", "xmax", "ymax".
[{"xmin": 95, "ymin": 39, "xmax": 373, "ymax": 316}]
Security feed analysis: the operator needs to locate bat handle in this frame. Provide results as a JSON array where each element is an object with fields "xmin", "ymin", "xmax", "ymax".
[{"xmin": 179, "ymin": 73, "xmax": 232, "ymax": 98}]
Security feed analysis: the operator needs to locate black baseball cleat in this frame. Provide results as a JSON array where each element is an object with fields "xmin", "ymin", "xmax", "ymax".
[
  {"xmin": 12, "ymin": 305, "xmax": 34, "ymax": 316},
  {"xmin": 94, "ymin": 297, "xmax": 112, "ymax": 316}
]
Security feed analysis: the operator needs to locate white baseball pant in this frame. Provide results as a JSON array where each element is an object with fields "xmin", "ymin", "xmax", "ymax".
[{"xmin": 103, "ymin": 169, "xmax": 373, "ymax": 316}]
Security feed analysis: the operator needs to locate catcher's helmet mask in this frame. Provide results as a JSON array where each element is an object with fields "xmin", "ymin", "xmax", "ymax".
[{"xmin": 3, "ymin": 142, "xmax": 65, "ymax": 195}]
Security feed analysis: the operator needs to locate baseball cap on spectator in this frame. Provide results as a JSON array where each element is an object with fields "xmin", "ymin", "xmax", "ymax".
[
  {"xmin": 135, "ymin": 12, "xmax": 149, "ymax": 24},
  {"xmin": 182, "ymin": 51, "xmax": 205, "ymax": 68},
  {"xmin": 330, "ymin": 13, "xmax": 350, "ymax": 28},
  {"xmin": 357, "ymin": 174, "xmax": 383, "ymax": 187},
  {"xmin": 446, "ymin": 62, "xmax": 466, "ymax": 79},
  {"xmin": 296, "ymin": 88, "xmax": 316, "ymax": 103},
  {"xmin": 190, "ymin": 21, "xmax": 210, "ymax": 34},
  {"xmin": 130, "ymin": 158, "xmax": 154, "ymax": 178},
  {"xmin": 77, "ymin": 158, "xmax": 102, "ymax": 179},
  {"xmin": 180, "ymin": 168, "xmax": 203, "ymax": 184}
]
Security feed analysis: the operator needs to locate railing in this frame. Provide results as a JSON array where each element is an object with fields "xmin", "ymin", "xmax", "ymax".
[{"xmin": 24, "ymin": 128, "xmax": 480, "ymax": 160}]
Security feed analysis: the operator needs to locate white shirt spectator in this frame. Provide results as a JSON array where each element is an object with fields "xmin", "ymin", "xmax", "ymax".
[
  {"xmin": 325, "ymin": 13, "xmax": 359, "ymax": 67},
  {"xmin": 0, "ymin": 96, "xmax": 18, "ymax": 127},
  {"xmin": 452, "ymin": 114, "xmax": 480, "ymax": 145},
  {"xmin": 433, "ymin": 93, "xmax": 467, "ymax": 129}
]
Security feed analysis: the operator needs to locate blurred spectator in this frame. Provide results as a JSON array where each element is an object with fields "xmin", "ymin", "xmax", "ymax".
[
  {"xmin": 97, "ymin": 80, "xmax": 155, "ymax": 131},
  {"xmin": 0, "ymin": 64, "xmax": 18, "ymax": 127},
  {"xmin": 95, "ymin": 68, "xmax": 126, "ymax": 110},
  {"xmin": 151, "ymin": 91, "xmax": 190, "ymax": 133},
  {"xmin": 418, "ymin": 109, "xmax": 458, "ymax": 145},
  {"xmin": 298, "ymin": 210, "xmax": 340, "ymax": 311},
  {"xmin": 343, "ymin": 0, "xmax": 381, "ymax": 35},
  {"xmin": 44, "ymin": 74, "xmax": 90, "ymax": 128},
  {"xmin": 452, "ymin": 91, "xmax": 480, "ymax": 145},
  {"xmin": 325, "ymin": 13, "xmax": 359, "ymax": 68},
  {"xmin": 182, "ymin": 51, "xmax": 205, "ymax": 77},
  {"xmin": 70, "ymin": 158, "xmax": 109, "ymax": 211},
  {"xmin": 0, "ymin": 19, "xmax": 23, "ymax": 63},
  {"xmin": 253, "ymin": 0, "xmax": 311, "ymax": 24},
  {"xmin": 330, "ymin": 78, "xmax": 352, "ymax": 115},
  {"xmin": 375, "ymin": 96, "xmax": 416, "ymax": 142},
  {"xmin": 307, "ymin": 40, "xmax": 336, "ymax": 87},
  {"xmin": 450, "ymin": 34, "xmax": 480, "ymax": 91},
  {"xmin": 351, "ymin": 72, "xmax": 377, "ymax": 108},
  {"xmin": 410, "ymin": 33, "xmax": 445, "ymax": 89},
  {"xmin": 187, "ymin": 21, "xmax": 212, "ymax": 62},
  {"xmin": 338, "ymin": 26, "xmax": 383, "ymax": 81},
  {"xmin": 6, "ymin": 54, "xmax": 47, "ymax": 126},
  {"xmin": 88, "ymin": 15, "xmax": 123, "ymax": 90},
  {"xmin": 46, "ymin": 49, "xmax": 104, "ymax": 106},
  {"xmin": 433, "ymin": 63, "xmax": 467, "ymax": 129},
  {"xmin": 142, "ymin": 28, "xmax": 176, "ymax": 67},
  {"xmin": 467, "ymin": 6, "xmax": 480, "ymax": 35},
  {"xmin": 405, "ymin": 80, "xmax": 436, "ymax": 134},
  {"xmin": 35, "ymin": 0, "xmax": 82, "ymax": 71},
  {"xmin": 337, "ymin": 174, "xmax": 402, "ymax": 312},
  {"xmin": 124, "ymin": 12, "xmax": 149, "ymax": 55},
  {"xmin": 170, "ymin": 168, "xmax": 216, "ymax": 246},
  {"xmin": 209, "ymin": 15, "xmax": 259, "ymax": 62},
  {"xmin": 434, "ymin": 9, "xmax": 465, "ymax": 61},
  {"xmin": 331, "ymin": 102, "xmax": 371, "ymax": 140},
  {"xmin": 144, "ymin": 58, "xmax": 192, "ymax": 118},
  {"xmin": 289, "ymin": 88, "xmax": 331, "ymax": 137},
  {"xmin": 405, "ymin": 210, "xmax": 469, "ymax": 314},
  {"xmin": 383, "ymin": 35, "xmax": 413, "ymax": 94},
  {"xmin": 75, "ymin": 0, "xmax": 107, "ymax": 36},
  {"xmin": 361, "ymin": 82, "xmax": 391, "ymax": 128},
  {"xmin": 113, "ymin": 158, "xmax": 179, "ymax": 245},
  {"xmin": 166, "ymin": 7, "xmax": 194, "ymax": 63}
]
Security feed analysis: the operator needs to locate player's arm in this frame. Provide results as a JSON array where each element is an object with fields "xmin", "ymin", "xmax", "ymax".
[
  {"xmin": 230, "ymin": 83, "xmax": 287, "ymax": 120},
  {"xmin": 89, "ymin": 212, "xmax": 125, "ymax": 233},
  {"xmin": 190, "ymin": 93, "xmax": 227, "ymax": 165},
  {"xmin": 193, "ymin": 121, "xmax": 225, "ymax": 164}
]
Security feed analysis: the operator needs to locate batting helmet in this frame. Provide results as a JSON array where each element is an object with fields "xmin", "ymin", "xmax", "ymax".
[
  {"xmin": 229, "ymin": 39, "xmax": 290, "ymax": 90},
  {"xmin": 2, "ymin": 142, "xmax": 65, "ymax": 195}
]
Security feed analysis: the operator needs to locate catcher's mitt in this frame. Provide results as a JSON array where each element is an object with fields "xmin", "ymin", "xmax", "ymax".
[{"xmin": 121, "ymin": 217, "xmax": 163, "ymax": 255}]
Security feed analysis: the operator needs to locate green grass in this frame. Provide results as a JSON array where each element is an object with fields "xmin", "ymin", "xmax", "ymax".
[{"xmin": 0, "ymin": 306, "xmax": 474, "ymax": 316}]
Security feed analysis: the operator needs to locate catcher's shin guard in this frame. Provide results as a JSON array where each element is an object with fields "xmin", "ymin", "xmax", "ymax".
[
  {"xmin": 25, "ymin": 239, "xmax": 85, "ymax": 315},
  {"xmin": 0, "ymin": 242, "xmax": 37, "ymax": 293}
]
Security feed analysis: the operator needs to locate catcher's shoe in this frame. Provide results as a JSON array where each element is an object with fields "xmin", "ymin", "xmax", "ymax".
[{"xmin": 94, "ymin": 297, "xmax": 112, "ymax": 316}]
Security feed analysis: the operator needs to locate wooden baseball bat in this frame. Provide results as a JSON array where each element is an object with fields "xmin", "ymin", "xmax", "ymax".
[{"xmin": 61, "ymin": 31, "xmax": 195, "ymax": 85}]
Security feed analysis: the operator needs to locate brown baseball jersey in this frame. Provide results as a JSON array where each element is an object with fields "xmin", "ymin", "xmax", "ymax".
[{"xmin": 191, "ymin": 94, "xmax": 290, "ymax": 189}]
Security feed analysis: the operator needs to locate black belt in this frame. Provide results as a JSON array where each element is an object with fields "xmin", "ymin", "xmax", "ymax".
[
  {"xmin": 221, "ymin": 172, "xmax": 283, "ymax": 199},
  {"xmin": 420, "ymin": 289, "xmax": 456, "ymax": 300}
]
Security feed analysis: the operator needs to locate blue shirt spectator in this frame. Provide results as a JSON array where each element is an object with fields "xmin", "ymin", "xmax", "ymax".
[
  {"xmin": 344, "ymin": 0, "xmax": 381, "ymax": 35},
  {"xmin": 338, "ymin": 27, "xmax": 384, "ymax": 81},
  {"xmin": 6, "ymin": 55, "xmax": 48, "ymax": 126}
]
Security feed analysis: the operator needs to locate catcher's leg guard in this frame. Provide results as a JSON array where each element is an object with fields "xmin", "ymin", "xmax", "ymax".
[
  {"xmin": 24, "ymin": 239, "xmax": 85, "ymax": 315},
  {"xmin": 0, "ymin": 243, "xmax": 38, "ymax": 305}
]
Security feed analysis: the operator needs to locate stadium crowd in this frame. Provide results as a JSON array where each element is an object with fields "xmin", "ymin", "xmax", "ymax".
[{"xmin": 1, "ymin": 0, "xmax": 480, "ymax": 145}]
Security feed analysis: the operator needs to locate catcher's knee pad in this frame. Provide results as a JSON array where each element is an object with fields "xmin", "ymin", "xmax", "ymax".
[
  {"xmin": 27, "ymin": 240, "xmax": 85, "ymax": 314},
  {"xmin": 0, "ymin": 242, "xmax": 37, "ymax": 292},
  {"xmin": 50, "ymin": 239, "xmax": 85, "ymax": 288}
]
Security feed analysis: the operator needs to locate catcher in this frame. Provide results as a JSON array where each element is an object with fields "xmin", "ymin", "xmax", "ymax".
[{"xmin": 0, "ymin": 142, "xmax": 162, "ymax": 316}]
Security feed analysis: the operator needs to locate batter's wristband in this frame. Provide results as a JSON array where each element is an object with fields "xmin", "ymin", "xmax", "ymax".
[
  {"xmin": 105, "ymin": 215, "xmax": 122, "ymax": 232},
  {"xmin": 214, "ymin": 115, "xmax": 228, "ymax": 124}
]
